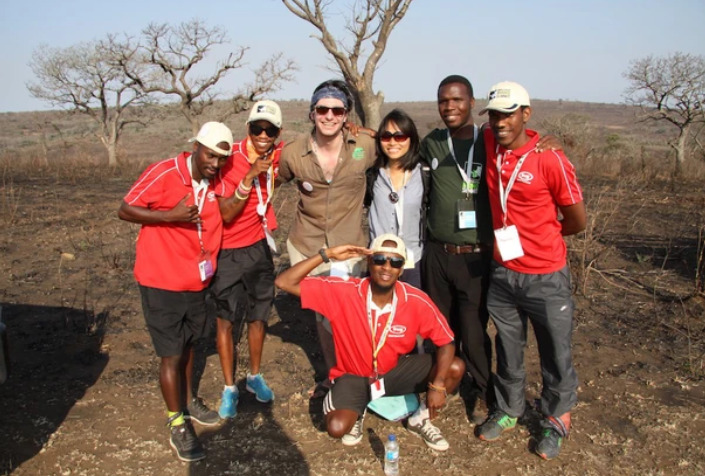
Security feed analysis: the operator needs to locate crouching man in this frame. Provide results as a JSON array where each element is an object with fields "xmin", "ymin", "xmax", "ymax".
[
  {"xmin": 118, "ymin": 122, "xmax": 233, "ymax": 462},
  {"xmin": 275, "ymin": 234, "xmax": 465, "ymax": 451}
]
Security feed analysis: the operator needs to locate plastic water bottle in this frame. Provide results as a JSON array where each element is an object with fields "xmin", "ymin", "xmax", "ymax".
[{"xmin": 384, "ymin": 433, "xmax": 399, "ymax": 476}]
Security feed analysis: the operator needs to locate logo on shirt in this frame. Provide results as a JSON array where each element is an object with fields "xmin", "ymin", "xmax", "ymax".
[
  {"xmin": 207, "ymin": 191, "xmax": 217, "ymax": 202},
  {"xmin": 517, "ymin": 171, "xmax": 533, "ymax": 185},
  {"xmin": 352, "ymin": 147, "xmax": 365, "ymax": 160},
  {"xmin": 389, "ymin": 324, "xmax": 407, "ymax": 337}
]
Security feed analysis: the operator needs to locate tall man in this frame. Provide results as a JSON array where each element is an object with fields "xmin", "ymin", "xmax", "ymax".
[
  {"xmin": 211, "ymin": 100, "xmax": 283, "ymax": 418},
  {"xmin": 118, "ymin": 122, "xmax": 233, "ymax": 462},
  {"xmin": 420, "ymin": 75, "xmax": 495, "ymax": 421},
  {"xmin": 475, "ymin": 81, "xmax": 586, "ymax": 461},
  {"xmin": 274, "ymin": 234, "xmax": 465, "ymax": 451},
  {"xmin": 278, "ymin": 80, "xmax": 376, "ymax": 391}
]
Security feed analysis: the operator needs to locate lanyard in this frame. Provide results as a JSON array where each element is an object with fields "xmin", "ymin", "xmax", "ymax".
[
  {"xmin": 385, "ymin": 168, "xmax": 409, "ymax": 235},
  {"xmin": 187, "ymin": 156, "xmax": 209, "ymax": 252},
  {"xmin": 495, "ymin": 145, "xmax": 531, "ymax": 228},
  {"xmin": 366, "ymin": 285, "xmax": 398, "ymax": 378},
  {"xmin": 253, "ymin": 165, "xmax": 273, "ymax": 221},
  {"xmin": 446, "ymin": 125, "xmax": 478, "ymax": 185}
]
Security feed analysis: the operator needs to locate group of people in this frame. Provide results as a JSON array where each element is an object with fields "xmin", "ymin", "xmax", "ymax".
[{"xmin": 119, "ymin": 74, "xmax": 586, "ymax": 464}]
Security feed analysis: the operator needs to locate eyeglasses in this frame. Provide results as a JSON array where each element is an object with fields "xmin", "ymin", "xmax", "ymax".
[
  {"xmin": 314, "ymin": 106, "xmax": 347, "ymax": 117},
  {"xmin": 379, "ymin": 131, "xmax": 410, "ymax": 143},
  {"xmin": 371, "ymin": 254, "xmax": 405, "ymax": 269},
  {"xmin": 249, "ymin": 123, "xmax": 280, "ymax": 138}
]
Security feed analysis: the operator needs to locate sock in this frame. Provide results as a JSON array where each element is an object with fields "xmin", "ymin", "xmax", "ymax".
[
  {"xmin": 408, "ymin": 401, "xmax": 429, "ymax": 426},
  {"xmin": 225, "ymin": 384, "xmax": 237, "ymax": 393},
  {"xmin": 168, "ymin": 410, "xmax": 185, "ymax": 427},
  {"xmin": 247, "ymin": 373, "xmax": 260, "ymax": 380}
]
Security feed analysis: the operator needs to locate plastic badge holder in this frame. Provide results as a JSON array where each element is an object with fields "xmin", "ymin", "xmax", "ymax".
[{"xmin": 367, "ymin": 394, "xmax": 419, "ymax": 421}]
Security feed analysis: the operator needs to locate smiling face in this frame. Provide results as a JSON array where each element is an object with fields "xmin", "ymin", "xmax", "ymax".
[
  {"xmin": 437, "ymin": 82, "xmax": 475, "ymax": 132},
  {"xmin": 248, "ymin": 120, "xmax": 281, "ymax": 155},
  {"xmin": 192, "ymin": 142, "xmax": 229, "ymax": 181},
  {"xmin": 311, "ymin": 97, "xmax": 348, "ymax": 138},
  {"xmin": 488, "ymin": 107, "xmax": 531, "ymax": 150},
  {"xmin": 379, "ymin": 120, "xmax": 411, "ymax": 163}
]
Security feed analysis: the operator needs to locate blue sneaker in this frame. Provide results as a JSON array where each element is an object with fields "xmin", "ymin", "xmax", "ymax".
[
  {"xmin": 246, "ymin": 373, "xmax": 274, "ymax": 403},
  {"xmin": 218, "ymin": 387, "xmax": 239, "ymax": 419}
]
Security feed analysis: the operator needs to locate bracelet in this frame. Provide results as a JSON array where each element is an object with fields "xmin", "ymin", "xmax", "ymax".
[
  {"xmin": 234, "ymin": 190, "xmax": 249, "ymax": 201},
  {"xmin": 319, "ymin": 248, "xmax": 330, "ymax": 263},
  {"xmin": 237, "ymin": 184, "xmax": 252, "ymax": 197},
  {"xmin": 238, "ymin": 180, "xmax": 253, "ymax": 192},
  {"xmin": 427, "ymin": 382, "xmax": 447, "ymax": 396}
]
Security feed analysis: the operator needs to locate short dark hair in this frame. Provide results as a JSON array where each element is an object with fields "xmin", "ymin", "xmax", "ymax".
[
  {"xmin": 310, "ymin": 79, "xmax": 354, "ymax": 112},
  {"xmin": 438, "ymin": 74, "xmax": 474, "ymax": 99},
  {"xmin": 374, "ymin": 108, "xmax": 420, "ymax": 172}
]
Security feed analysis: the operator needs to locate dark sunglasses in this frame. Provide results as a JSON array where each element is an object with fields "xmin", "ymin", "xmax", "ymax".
[
  {"xmin": 379, "ymin": 131, "xmax": 410, "ymax": 143},
  {"xmin": 371, "ymin": 254, "xmax": 405, "ymax": 269},
  {"xmin": 314, "ymin": 106, "xmax": 347, "ymax": 117},
  {"xmin": 249, "ymin": 123, "xmax": 280, "ymax": 138}
]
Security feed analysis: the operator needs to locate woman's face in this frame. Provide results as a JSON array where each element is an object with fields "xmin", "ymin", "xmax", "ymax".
[{"xmin": 380, "ymin": 120, "xmax": 410, "ymax": 163}]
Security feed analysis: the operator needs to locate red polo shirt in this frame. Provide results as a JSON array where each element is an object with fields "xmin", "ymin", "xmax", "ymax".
[
  {"xmin": 124, "ymin": 152, "xmax": 223, "ymax": 291},
  {"xmin": 300, "ymin": 277, "xmax": 454, "ymax": 381},
  {"xmin": 484, "ymin": 128, "xmax": 583, "ymax": 274},
  {"xmin": 213, "ymin": 138, "xmax": 282, "ymax": 249}
]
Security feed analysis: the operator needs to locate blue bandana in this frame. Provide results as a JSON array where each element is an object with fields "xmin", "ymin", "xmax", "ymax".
[{"xmin": 311, "ymin": 86, "xmax": 349, "ymax": 109}]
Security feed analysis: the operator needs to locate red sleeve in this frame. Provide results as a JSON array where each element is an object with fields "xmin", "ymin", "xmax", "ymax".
[
  {"xmin": 542, "ymin": 150, "xmax": 583, "ymax": 207},
  {"xmin": 214, "ymin": 158, "xmax": 246, "ymax": 198},
  {"xmin": 300, "ymin": 277, "xmax": 335, "ymax": 319},
  {"xmin": 410, "ymin": 292, "xmax": 454, "ymax": 347},
  {"xmin": 124, "ymin": 160, "xmax": 171, "ymax": 208}
]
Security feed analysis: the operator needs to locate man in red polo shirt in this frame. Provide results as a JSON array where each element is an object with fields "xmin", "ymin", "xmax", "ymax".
[
  {"xmin": 474, "ymin": 81, "xmax": 586, "ymax": 461},
  {"xmin": 275, "ymin": 234, "xmax": 465, "ymax": 452},
  {"xmin": 118, "ymin": 122, "xmax": 232, "ymax": 462},
  {"xmin": 211, "ymin": 100, "xmax": 283, "ymax": 418}
]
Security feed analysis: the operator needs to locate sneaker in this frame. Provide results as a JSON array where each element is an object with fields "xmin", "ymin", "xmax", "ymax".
[
  {"xmin": 185, "ymin": 397, "xmax": 220, "ymax": 426},
  {"xmin": 218, "ymin": 387, "xmax": 239, "ymax": 419},
  {"xmin": 246, "ymin": 373, "xmax": 274, "ymax": 403},
  {"xmin": 536, "ymin": 417, "xmax": 569, "ymax": 460},
  {"xmin": 169, "ymin": 420, "xmax": 205, "ymax": 462},
  {"xmin": 471, "ymin": 398, "xmax": 489, "ymax": 425},
  {"xmin": 341, "ymin": 411, "xmax": 365, "ymax": 446},
  {"xmin": 476, "ymin": 411, "xmax": 517, "ymax": 441},
  {"xmin": 407, "ymin": 418, "xmax": 450, "ymax": 451}
]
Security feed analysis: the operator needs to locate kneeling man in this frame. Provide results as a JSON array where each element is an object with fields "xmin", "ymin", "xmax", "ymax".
[{"xmin": 275, "ymin": 234, "xmax": 465, "ymax": 451}]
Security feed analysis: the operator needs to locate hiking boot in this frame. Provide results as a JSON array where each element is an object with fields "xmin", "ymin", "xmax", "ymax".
[
  {"xmin": 218, "ymin": 387, "xmax": 239, "ymax": 419},
  {"xmin": 341, "ymin": 411, "xmax": 365, "ymax": 446},
  {"xmin": 536, "ymin": 416, "xmax": 569, "ymax": 460},
  {"xmin": 169, "ymin": 420, "xmax": 205, "ymax": 462},
  {"xmin": 475, "ymin": 410, "xmax": 517, "ymax": 441},
  {"xmin": 185, "ymin": 397, "xmax": 220, "ymax": 426},
  {"xmin": 246, "ymin": 373, "xmax": 274, "ymax": 403},
  {"xmin": 407, "ymin": 418, "xmax": 449, "ymax": 451}
]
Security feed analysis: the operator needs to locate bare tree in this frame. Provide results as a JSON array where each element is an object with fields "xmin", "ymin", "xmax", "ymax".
[
  {"xmin": 623, "ymin": 52, "xmax": 705, "ymax": 176},
  {"xmin": 123, "ymin": 19, "xmax": 297, "ymax": 135},
  {"xmin": 282, "ymin": 0, "xmax": 413, "ymax": 128},
  {"xmin": 27, "ymin": 36, "xmax": 149, "ymax": 167}
]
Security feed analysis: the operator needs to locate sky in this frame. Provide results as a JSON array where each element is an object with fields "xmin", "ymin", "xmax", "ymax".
[{"xmin": 1, "ymin": 0, "xmax": 704, "ymax": 113}]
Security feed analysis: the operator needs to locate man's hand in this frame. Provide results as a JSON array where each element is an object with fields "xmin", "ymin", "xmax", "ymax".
[
  {"xmin": 167, "ymin": 193, "xmax": 201, "ymax": 223},
  {"xmin": 536, "ymin": 134, "xmax": 562, "ymax": 152},
  {"xmin": 244, "ymin": 154, "xmax": 274, "ymax": 186},
  {"xmin": 325, "ymin": 245, "xmax": 371, "ymax": 262},
  {"xmin": 426, "ymin": 383, "xmax": 447, "ymax": 419}
]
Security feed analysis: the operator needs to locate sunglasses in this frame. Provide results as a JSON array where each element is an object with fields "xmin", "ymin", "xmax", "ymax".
[
  {"xmin": 371, "ymin": 254, "xmax": 405, "ymax": 269},
  {"xmin": 379, "ymin": 131, "xmax": 410, "ymax": 143},
  {"xmin": 314, "ymin": 106, "xmax": 347, "ymax": 117},
  {"xmin": 249, "ymin": 123, "xmax": 280, "ymax": 138}
]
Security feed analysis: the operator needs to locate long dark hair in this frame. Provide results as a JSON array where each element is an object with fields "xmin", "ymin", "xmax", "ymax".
[{"xmin": 374, "ymin": 108, "xmax": 420, "ymax": 172}]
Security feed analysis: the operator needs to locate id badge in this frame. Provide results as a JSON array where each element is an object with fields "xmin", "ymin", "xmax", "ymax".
[
  {"xmin": 264, "ymin": 227, "xmax": 278, "ymax": 253},
  {"xmin": 456, "ymin": 199, "xmax": 477, "ymax": 229},
  {"xmin": 198, "ymin": 250, "xmax": 214, "ymax": 282},
  {"xmin": 370, "ymin": 378, "xmax": 386, "ymax": 401},
  {"xmin": 494, "ymin": 225, "xmax": 524, "ymax": 261},
  {"xmin": 404, "ymin": 248, "xmax": 415, "ymax": 269}
]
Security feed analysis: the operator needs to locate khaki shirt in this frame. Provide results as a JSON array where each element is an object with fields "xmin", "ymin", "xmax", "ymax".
[{"xmin": 279, "ymin": 131, "xmax": 376, "ymax": 257}]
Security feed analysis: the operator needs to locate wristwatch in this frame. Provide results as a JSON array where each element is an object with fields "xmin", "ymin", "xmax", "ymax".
[{"xmin": 318, "ymin": 248, "xmax": 330, "ymax": 263}]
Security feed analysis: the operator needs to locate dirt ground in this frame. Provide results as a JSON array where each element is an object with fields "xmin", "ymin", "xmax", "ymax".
[{"xmin": 1, "ymin": 166, "xmax": 704, "ymax": 476}]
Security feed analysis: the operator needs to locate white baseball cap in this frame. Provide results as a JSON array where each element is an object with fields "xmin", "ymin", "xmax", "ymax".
[
  {"xmin": 370, "ymin": 233, "xmax": 407, "ymax": 260},
  {"xmin": 479, "ymin": 81, "xmax": 531, "ymax": 115},
  {"xmin": 247, "ymin": 100, "xmax": 283, "ymax": 129},
  {"xmin": 190, "ymin": 122, "xmax": 233, "ymax": 156}
]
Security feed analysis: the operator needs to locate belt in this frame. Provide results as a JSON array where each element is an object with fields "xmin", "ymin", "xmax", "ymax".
[{"xmin": 439, "ymin": 242, "xmax": 487, "ymax": 254}]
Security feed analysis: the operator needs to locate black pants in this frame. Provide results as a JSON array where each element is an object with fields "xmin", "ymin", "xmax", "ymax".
[{"xmin": 422, "ymin": 241, "xmax": 493, "ymax": 403}]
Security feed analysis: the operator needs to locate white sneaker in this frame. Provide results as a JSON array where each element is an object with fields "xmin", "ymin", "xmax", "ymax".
[
  {"xmin": 341, "ymin": 411, "xmax": 365, "ymax": 446},
  {"xmin": 407, "ymin": 418, "xmax": 449, "ymax": 451}
]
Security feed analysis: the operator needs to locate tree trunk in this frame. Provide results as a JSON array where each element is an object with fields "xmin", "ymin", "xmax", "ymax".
[{"xmin": 352, "ymin": 87, "xmax": 384, "ymax": 130}]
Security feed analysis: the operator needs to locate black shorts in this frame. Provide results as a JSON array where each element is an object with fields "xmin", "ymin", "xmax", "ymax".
[
  {"xmin": 323, "ymin": 353, "xmax": 432, "ymax": 415},
  {"xmin": 209, "ymin": 240, "xmax": 275, "ymax": 323},
  {"xmin": 139, "ymin": 285, "xmax": 207, "ymax": 357}
]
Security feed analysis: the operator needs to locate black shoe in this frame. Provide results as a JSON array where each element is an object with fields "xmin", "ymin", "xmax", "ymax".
[
  {"xmin": 169, "ymin": 420, "xmax": 205, "ymax": 462},
  {"xmin": 185, "ymin": 397, "xmax": 220, "ymax": 426}
]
